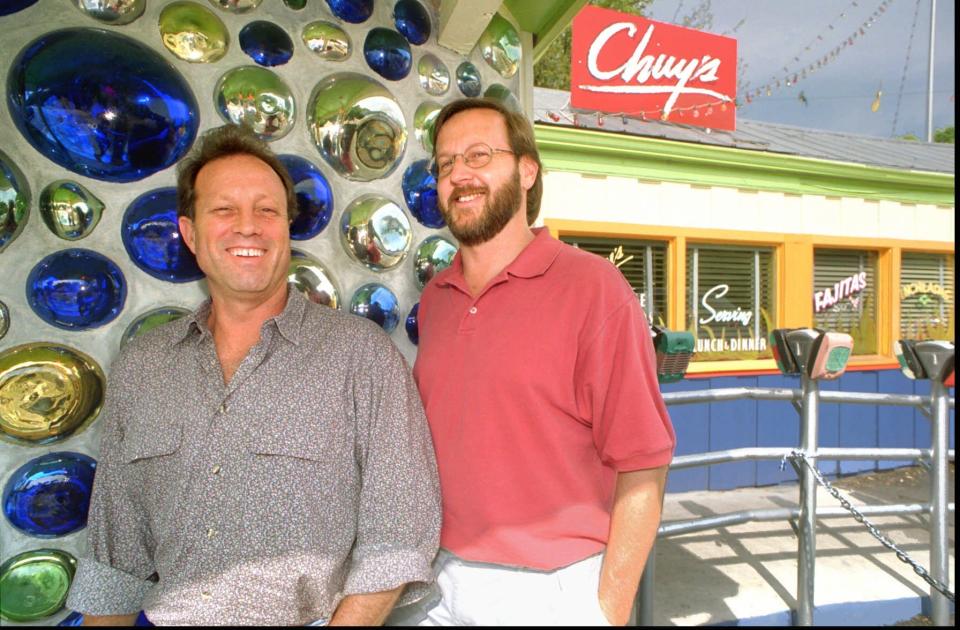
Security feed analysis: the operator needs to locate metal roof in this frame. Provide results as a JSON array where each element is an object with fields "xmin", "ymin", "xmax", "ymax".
[{"xmin": 533, "ymin": 87, "xmax": 955, "ymax": 175}]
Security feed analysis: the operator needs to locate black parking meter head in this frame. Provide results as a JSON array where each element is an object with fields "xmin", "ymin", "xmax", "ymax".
[
  {"xmin": 783, "ymin": 328, "xmax": 823, "ymax": 375},
  {"xmin": 913, "ymin": 340, "xmax": 955, "ymax": 383},
  {"xmin": 770, "ymin": 328, "xmax": 800, "ymax": 375},
  {"xmin": 894, "ymin": 339, "xmax": 926, "ymax": 380}
]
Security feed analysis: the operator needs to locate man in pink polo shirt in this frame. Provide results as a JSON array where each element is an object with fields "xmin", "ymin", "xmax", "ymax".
[{"xmin": 391, "ymin": 98, "xmax": 676, "ymax": 626}]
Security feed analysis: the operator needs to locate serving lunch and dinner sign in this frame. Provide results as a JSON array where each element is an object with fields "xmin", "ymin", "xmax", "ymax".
[{"xmin": 571, "ymin": 5, "xmax": 737, "ymax": 132}]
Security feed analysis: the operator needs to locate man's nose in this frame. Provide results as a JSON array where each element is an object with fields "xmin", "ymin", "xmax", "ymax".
[{"xmin": 233, "ymin": 208, "xmax": 261, "ymax": 235}]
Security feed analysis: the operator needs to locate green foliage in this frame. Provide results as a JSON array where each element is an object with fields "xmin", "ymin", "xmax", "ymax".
[
  {"xmin": 534, "ymin": 0, "xmax": 651, "ymax": 91},
  {"xmin": 934, "ymin": 126, "xmax": 954, "ymax": 144}
]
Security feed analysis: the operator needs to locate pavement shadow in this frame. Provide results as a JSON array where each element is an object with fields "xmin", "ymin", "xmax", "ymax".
[{"xmin": 650, "ymin": 533, "xmax": 741, "ymax": 625}]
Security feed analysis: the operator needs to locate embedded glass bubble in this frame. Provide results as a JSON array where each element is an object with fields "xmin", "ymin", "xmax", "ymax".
[
  {"xmin": 26, "ymin": 249, "xmax": 127, "ymax": 330},
  {"xmin": 325, "ymin": 0, "xmax": 372, "ymax": 23},
  {"xmin": 414, "ymin": 235, "xmax": 457, "ymax": 290},
  {"xmin": 73, "ymin": 0, "xmax": 145, "ymax": 25},
  {"xmin": 58, "ymin": 611, "xmax": 84, "ymax": 626},
  {"xmin": 121, "ymin": 307, "xmax": 190, "ymax": 350},
  {"xmin": 402, "ymin": 160, "xmax": 444, "ymax": 228},
  {"xmin": 8, "ymin": 28, "xmax": 199, "ymax": 184},
  {"xmin": 414, "ymin": 101, "xmax": 442, "ymax": 152},
  {"xmin": 340, "ymin": 195, "xmax": 412, "ymax": 271},
  {"xmin": 0, "ymin": 343, "xmax": 105, "ymax": 445},
  {"xmin": 455, "ymin": 61, "xmax": 482, "ymax": 97},
  {"xmin": 208, "ymin": 0, "xmax": 262, "ymax": 12},
  {"xmin": 418, "ymin": 54, "xmax": 449, "ymax": 96},
  {"xmin": 364, "ymin": 28, "xmax": 412, "ymax": 81},
  {"xmin": 240, "ymin": 20, "xmax": 294, "ymax": 67},
  {"xmin": 215, "ymin": 66, "xmax": 295, "ymax": 140},
  {"xmin": 0, "ymin": 150, "xmax": 30, "ymax": 253},
  {"xmin": 302, "ymin": 20, "xmax": 351, "ymax": 61},
  {"xmin": 0, "ymin": 301, "xmax": 9, "ymax": 339},
  {"xmin": 405, "ymin": 302, "xmax": 419, "ymax": 345},
  {"xmin": 484, "ymin": 83, "xmax": 521, "ymax": 113},
  {"xmin": 159, "ymin": 1, "xmax": 229, "ymax": 63},
  {"xmin": 284, "ymin": 0, "xmax": 306, "ymax": 8},
  {"xmin": 39, "ymin": 180, "xmax": 104, "ymax": 241},
  {"xmin": 0, "ymin": 0, "xmax": 39, "ymax": 16},
  {"xmin": 0, "ymin": 549, "xmax": 77, "ymax": 622},
  {"xmin": 479, "ymin": 14, "xmax": 521, "ymax": 79},
  {"xmin": 289, "ymin": 249, "xmax": 340, "ymax": 309},
  {"xmin": 307, "ymin": 73, "xmax": 407, "ymax": 182},
  {"xmin": 122, "ymin": 188, "xmax": 203, "ymax": 283},
  {"xmin": 3, "ymin": 451, "xmax": 97, "ymax": 538},
  {"xmin": 350, "ymin": 283, "xmax": 399, "ymax": 332},
  {"xmin": 394, "ymin": 0, "xmax": 431, "ymax": 45},
  {"xmin": 279, "ymin": 155, "xmax": 334, "ymax": 241}
]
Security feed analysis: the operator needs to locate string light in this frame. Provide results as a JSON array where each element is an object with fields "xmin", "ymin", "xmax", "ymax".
[{"xmin": 536, "ymin": 93, "xmax": 736, "ymax": 131}]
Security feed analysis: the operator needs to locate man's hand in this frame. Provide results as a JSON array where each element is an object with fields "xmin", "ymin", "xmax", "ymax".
[
  {"xmin": 598, "ymin": 465, "xmax": 669, "ymax": 625},
  {"xmin": 81, "ymin": 613, "xmax": 140, "ymax": 626},
  {"xmin": 329, "ymin": 585, "xmax": 404, "ymax": 626}
]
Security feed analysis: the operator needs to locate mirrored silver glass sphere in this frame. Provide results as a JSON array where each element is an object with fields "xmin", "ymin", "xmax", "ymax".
[
  {"xmin": 214, "ymin": 66, "xmax": 296, "ymax": 140},
  {"xmin": 417, "ymin": 53, "xmax": 450, "ymax": 96},
  {"xmin": 288, "ymin": 249, "xmax": 340, "ymax": 309},
  {"xmin": 414, "ymin": 235, "xmax": 457, "ymax": 290},
  {"xmin": 339, "ymin": 194, "xmax": 412, "ymax": 271},
  {"xmin": 73, "ymin": 0, "xmax": 145, "ymax": 25},
  {"xmin": 39, "ymin": 180, "xmax": 104, "ymax": 241},
  {"xmin": 302, "ymin": 21, "xmax": 352, "ymax": 61}
]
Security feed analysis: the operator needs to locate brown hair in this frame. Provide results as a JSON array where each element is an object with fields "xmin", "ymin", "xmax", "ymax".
[
  {"xmin": 431, "ymin": 97, "xmax": 543, "ymax": 225},
  {"xmin": 176, "ymin": 124, "xmax": 298, "ymax": 222}
]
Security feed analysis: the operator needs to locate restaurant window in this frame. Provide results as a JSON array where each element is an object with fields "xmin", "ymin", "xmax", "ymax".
[
  {"xmin": 900, "ymin": 252, "xmax": 954, "ymax": 341},
  {"xmin": 559, "ymin": 235, "xmax": 668, "ymax": 326},
  {"xmin": 813, "ymin": 248, "xmax": 878, "ymax": 355},
  {"xmin": 685, "ymin": 244, "xmax": 775, "ymax": 361}
]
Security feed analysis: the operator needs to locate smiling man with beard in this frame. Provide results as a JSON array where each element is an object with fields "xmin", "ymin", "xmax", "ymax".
[
  {"xmin": 386, "ymin": 99, "xmax": 676, "ymax": 626},
  {"xmin": 66, "ymin": 124, "xmax": 440, "ymax": 626}
]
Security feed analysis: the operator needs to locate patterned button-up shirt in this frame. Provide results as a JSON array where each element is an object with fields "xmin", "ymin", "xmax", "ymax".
[{"xmin": 67, "ymin": 288, "xmax": 441, "ymax": 625}]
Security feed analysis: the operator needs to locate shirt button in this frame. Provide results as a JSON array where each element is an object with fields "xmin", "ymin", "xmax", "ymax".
[
  {"xmin": 218, "ymin": 403, "xmax": 227, "ymax": 414},
  {"xmin": 207, "ymin": 527, "xmax": 216, "ymax": 538},
  {"xmin": 469, "ymin": 306, "xmax": 478, "ymax": 314},
  {"xmin": 211, "ymin": 464, "xmax": 221, "ymax": 475},
  {"xmin": 201, "ymin": 591, "xmax": 212, "ymax": 601}
]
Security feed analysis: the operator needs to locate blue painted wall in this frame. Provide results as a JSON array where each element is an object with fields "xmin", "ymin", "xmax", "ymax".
[{"xmin": 662, "ymin": 369, "xmax": 956, "ymax": 493}]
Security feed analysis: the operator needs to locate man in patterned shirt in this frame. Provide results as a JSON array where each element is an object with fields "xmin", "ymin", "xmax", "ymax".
[{"xmin": 67, "ymin": 124, "xmax": 441, "ymax": 626}]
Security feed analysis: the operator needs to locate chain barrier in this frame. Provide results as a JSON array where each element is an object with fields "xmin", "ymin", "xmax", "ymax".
[{"xmin": 781, "ymin": 450, "xmax": 955, "ymax": 602}]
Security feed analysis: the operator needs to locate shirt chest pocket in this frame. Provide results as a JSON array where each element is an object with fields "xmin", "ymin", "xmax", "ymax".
[{"xmin": 120, "ymin": 422, "xmax": 183, "ymax": 464}]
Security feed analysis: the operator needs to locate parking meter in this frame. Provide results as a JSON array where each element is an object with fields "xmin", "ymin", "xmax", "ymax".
[{"xmin": 651, "ymin": 326, "xmax": 695, "ymax": 384}]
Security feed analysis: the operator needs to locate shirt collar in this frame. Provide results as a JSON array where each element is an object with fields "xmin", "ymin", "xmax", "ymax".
[
  {"xmin": 435, "ymin": 227, "xmax": 562, "ymax": 288},
  {"xmin": 173, "ymin": 285, "xmax": 306, "ymax": 346}
]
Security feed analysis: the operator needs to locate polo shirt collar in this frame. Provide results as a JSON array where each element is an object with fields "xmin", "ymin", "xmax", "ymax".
[
  {"xmin": 436, "ymin": 227, "xmax": 562, "ymax": 290},
  {"xmin": 174, "ymin": 284, "xmax": 305, "ymax": 346}
]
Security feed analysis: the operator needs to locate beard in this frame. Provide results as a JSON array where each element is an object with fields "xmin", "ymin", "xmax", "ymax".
[{"xmin": 439, "ymin": 168, "xmax": 522, "ymax": 247}]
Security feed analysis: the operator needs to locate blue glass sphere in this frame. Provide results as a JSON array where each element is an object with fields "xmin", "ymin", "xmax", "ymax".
[
  {"xmin": 2, "ymin": 452, "xmax": 97, "ymax": 538},
  {"xmin": 0, "ymin": 0, "xmax": 39, "ymax": 16},
  {"xmin": 456, "ymin": 61, "xmax": 482, "ymax": 97},
  {"xmin": 325, "ymin": 0, "xmax": 372, "ymax": 23},
  {"xmin": 402, "ymin": 160, "xmax": 444, "ymax": 228},
  {"xmin": 350, "ymin": 283, "xmax": 400, "ymax": 332},
  {"xmin": 7, "ymin": 28, "xmax": 198, "ymax": 183},
  {"xmin": 364, "ymin": 28, "xmax": 412, "ymax": 81},
  {"xmin": 278, "ymin": 155, "xmax": 334, "ymax": 241},
  {"xmin": 406, "ymin": 302, "xmax": 419, "ymax": 345},
  {"xmin": 240, "ymin": 21, "xmax": 294, "ymax": 67},
  {"xmin": 26, "ymin": 249, "xmax": 127, "ymax": 330},
  {"xmin": 121, "ymin": 188, "xmax": 203, "ymax": 283},
  {"xmin": 58, "ymin": 611, "xmax": 84, "ymax": 626},
  {"xmin": 394, "ymin": 0, "xmax": 431, "ymax": 45}
]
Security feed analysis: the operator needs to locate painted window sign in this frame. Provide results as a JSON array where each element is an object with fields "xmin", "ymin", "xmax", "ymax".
[
  {"xmin": 560, "ymin": 236, "xmax": 667, "ymax": 327},
  {"xmin": 686, "ymin": 245, "xmax": 775, "ymax": 361},
  {"xmin": 813, "ymin": 249, "xmax": 878, "ymax": 355},
  {"xmin": 570, "ymin": 5, "xmax": 737, "ymax": 131},
  {"xmin": 899, "ymin": 252, "xmax": 954, "ymax": 341}
]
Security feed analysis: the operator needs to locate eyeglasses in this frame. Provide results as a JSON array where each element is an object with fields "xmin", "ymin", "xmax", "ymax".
[{"xmin": 431, "ymin": 143, "xmax": 515, "ymax": 178}]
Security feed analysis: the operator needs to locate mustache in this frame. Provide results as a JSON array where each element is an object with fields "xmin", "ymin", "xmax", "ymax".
[{"xmin": 446, "ymin": 185, "xmax": 488, "ymax": 208}]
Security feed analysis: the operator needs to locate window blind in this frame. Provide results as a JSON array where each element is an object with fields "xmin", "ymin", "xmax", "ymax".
[
  {"xmin": 813, "ymin": 248, "xmax": 878, "ymax": 355},
  {"xmin": 900, "ymin": 252, "xmax": 954, "ymax": 341}
]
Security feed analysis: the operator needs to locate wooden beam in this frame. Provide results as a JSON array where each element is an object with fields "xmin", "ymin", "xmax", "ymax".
[{"xmin": 438, "ymin": 0, "xmax": 502, "ymax": 54}]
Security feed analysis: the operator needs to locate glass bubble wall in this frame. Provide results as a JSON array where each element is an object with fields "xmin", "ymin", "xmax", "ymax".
[{"xmin": 0, "ymin": 0, "xmax": 523, "ymax": 624}]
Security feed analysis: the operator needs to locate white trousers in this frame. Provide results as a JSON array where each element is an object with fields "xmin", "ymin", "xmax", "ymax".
[{"xmin": 387, "ymin": 549, "xmax": 613, "ymax": 626}]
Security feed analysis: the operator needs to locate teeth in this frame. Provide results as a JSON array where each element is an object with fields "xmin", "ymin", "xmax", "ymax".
[
  {"xmin": 230, "ymin": 248, "xmax": 265, "ymax": 257},
  {"xmin": 457, "ymin": 193, "xmax": 482, "ymax": 202}
]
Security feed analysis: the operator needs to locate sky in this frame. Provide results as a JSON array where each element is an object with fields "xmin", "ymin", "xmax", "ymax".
[{"xmin": 643, "ymin": 0, "xmax": 955, "ymax": 139}]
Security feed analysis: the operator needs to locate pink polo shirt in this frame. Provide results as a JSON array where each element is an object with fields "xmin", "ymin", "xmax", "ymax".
[{"xmin": 413, "ymin": 228, "xmax": 675, "ymax": 570}]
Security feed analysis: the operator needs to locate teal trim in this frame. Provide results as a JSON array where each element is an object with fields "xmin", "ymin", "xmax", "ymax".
[{"xmin": 535, "ymin": 124, "xmax": 955, "ymax": 207}]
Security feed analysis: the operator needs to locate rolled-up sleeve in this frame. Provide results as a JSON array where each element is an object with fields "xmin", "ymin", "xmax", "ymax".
[
  {"xmin": 66, "ymin": 353, "xmax": 156, "ymax": 616},
  {"xmin": 343, "ymin": 331, "xmax": 441, "ymax": 605}
]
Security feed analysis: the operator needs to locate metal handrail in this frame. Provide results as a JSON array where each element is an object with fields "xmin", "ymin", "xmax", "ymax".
[{"xmin": 634, "ymin": 383, "xmax": 955, "ymax": 626}]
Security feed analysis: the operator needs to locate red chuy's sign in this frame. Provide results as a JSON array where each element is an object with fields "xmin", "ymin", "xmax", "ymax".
[{"xmin": 571, "ymin": 5, "xmax": 737, "ymax": 131}]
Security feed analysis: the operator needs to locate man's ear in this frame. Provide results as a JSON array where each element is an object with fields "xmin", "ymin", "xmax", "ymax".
[
  {"xmin": 518, "ymin": 154, "xmax": 539, "ymax": 192},
  {"xmin": 178, "ymin": 215, "xmax": 197, "ymax": 254}
]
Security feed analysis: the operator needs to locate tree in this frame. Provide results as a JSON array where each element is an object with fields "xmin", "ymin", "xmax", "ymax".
[
  {"xmin": 534, "ymin": 0, "xmax": 651, "ymax": 91},
  {"xmin": 933, "ymin": 126, "xmax": 954, "ymax": 144}
]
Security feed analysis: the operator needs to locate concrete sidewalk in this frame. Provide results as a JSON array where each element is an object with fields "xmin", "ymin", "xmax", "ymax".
[{"xmin": 648, "ymin": 465, "xmax": 955, "ymax": 626}]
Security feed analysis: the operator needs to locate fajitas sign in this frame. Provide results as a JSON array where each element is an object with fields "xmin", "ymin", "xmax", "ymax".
[{"xmin": 571, "ymin": 5, "xmax": 737, "ymax": 131}]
